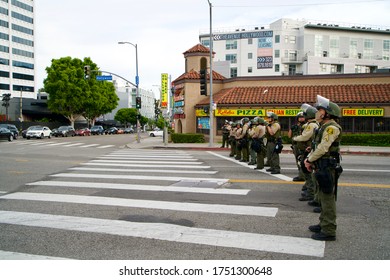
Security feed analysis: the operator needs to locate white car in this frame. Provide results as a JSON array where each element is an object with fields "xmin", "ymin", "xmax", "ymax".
[
  {"xmin": 26, "ymin": 126, "xmax": 52, "ymax": 139},
  {"xmin": 149, "ymin": 129, "xmax": 163, "ymax": 137}
]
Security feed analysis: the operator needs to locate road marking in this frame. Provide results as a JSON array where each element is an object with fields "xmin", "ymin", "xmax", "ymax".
[
  {"xmin": 229, "ymin": 179, "xmax": 390, "ymax": 189},
  {"xmin": 0, "ymin": 250, "xmax": 71, "ymax": 260},
  {"xmin": 96, "ymin": 145, "xmax": 115, "ymax": 149},
  {"xmin": 63, "ymin": 143, "xmax": 85, "ymax": 147},
  {"xmin": 91, "ymin": 159, "xmax": 203, "ymax": 165},
  {"xmin": 46, "ymin": 142, "xmax": 72, "ymax": 146},
  {"xmin": 28, "ymin": 141, "xmax": 56, "ymax": 145},
  {"xmin": 70, "ymin": 167, "xmax": 218, "ymax": 175},
  {"xmin": 81, "ymin": 162, "xmax": 211, "ymax": 169},
  {"xmin": 79, "ymin": 144, "xmax": 100, "ymax": 148},
  {"xmin": 51, "ymin": 173, "xmax": 228, "ymax": 184},
  {"xmin": 98, "ymin": 156, "xmax": 198, "ymax": 161},
  {"xmin": 208, "ymin": 152, "xmax": 292, "ymax": 181},
  {"xmin": 27, "ymin": 181, "xmax": 249, "ymax": 195},
  {"xmin": 0, "ymin": 193, "xmax": 276, "ymax": 217},
  {"xmin": 0, "ymin": 211, "xmax": 323, "ymax": 257}
]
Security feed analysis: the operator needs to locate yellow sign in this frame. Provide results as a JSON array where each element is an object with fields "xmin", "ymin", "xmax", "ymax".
[
  {"xmin": 213, "ymin": 108, "xmax": 301, "ymax": 117},
  {"xmin": 161, "ymin": 73, "xmax": 168, "ymax": 108},
  {"xmin": 196, "ymin": 109, "xmax": 208, "ymax": 117},
  {"xmin": 342, "ymin": 108, "xmax": 384, "ymax": 117}
]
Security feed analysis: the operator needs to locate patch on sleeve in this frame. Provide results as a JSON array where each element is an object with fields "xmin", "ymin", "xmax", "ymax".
[{"xmin": 326, "ymin": 127, "xmax": 334, "ymax": 135}]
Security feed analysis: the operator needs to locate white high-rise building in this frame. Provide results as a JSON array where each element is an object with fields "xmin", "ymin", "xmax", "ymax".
[
  {"xmin": 0, "ymin": 0, "xmax": 35, "ymax": 98},
  {"xmin": 200, "ymin": 18, "xmax": 390, "ymax": 78}
]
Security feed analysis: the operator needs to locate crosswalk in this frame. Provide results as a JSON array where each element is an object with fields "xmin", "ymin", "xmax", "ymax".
[
  {"xmin": 0, "ymin": 149, "xmax": 325, "ymax": 259},
  {"xmin": 5, "ymin": 140, "xmax": 115, "ymax": 149}
]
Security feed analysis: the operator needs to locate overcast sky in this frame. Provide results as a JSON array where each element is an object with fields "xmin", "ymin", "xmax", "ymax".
[{"xmin": 35, "ymin": 0, "xmax": 390, "ymax": 96}]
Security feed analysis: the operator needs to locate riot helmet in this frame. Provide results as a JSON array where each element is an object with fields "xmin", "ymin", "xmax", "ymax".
[
  {"xmin": 301, "ymin": 103, "xmax": 318, "ymax": 119},
  {"xmin": 315, "ymin": 95, "xmax": 341, "ymax": 118},
  {"xmin": 267, "ymin": 112, "xmax": 278, "ymax": 120}
]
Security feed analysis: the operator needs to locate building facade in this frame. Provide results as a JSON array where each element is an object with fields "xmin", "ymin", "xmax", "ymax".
[
  {"xmin": 172, "ymin": 44, "xmax": 390, "ymax": 142},
  {"xmin": 0, "ymin": 0, "xmax": 35, "ymax": 99},
  {"xmin": 200, "ymin": 18, "xmax": 390, "ymax": 78}
]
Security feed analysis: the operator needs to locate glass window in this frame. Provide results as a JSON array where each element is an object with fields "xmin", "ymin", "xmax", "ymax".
[
  {"xmin": 248, "ymin": 38, "xmax": 253, "ymax": 45},
  {"xmin": 248, "ymin": 53, "xmax": 253, "ymax": 59},
  {"xmin": 248, "ymin": 67, "xmax": 252, "ymax": 73},
  {"xmin": 383, "ymin": 40, "xmax": 390, "ymax": 61},
  {"xmin": 275, "ymin": 35, "xmax": 280, "ymax": 43},
  {"xmin": 350, "ymin": 39, "xmax": 358, "ymax": 58},
  {"xmin": 315, "ymin": 35, "xmax": 323, "ymax": 57},
  {"xmin": 329, "ymin": 36, "xmax": 339, "ymax": 58},
  {"xmin": 230, "ymin": 67, "xmax": 237, "ymax": 78},
  {"xmin": 201, "ymin": 39, "xmax": 210, "ymax": 47},
  {"xmin": 275, "ymin": 64, "xmax": 280, "ymax": 72},
  {"xmin": 363, "ymin": 39, "xmax": 374, "ymax": 59},
  {"xmin": 226, "ymin": 40, "xmax": 237, "ymax": 50},
  {"xmin": 275, "ymin": 49, "xmax": 280, "ymax": 58},
  {"xmin": 289, "ymin": 36, "xmax": 296, "ymax": 44},
  {"xmin": 226, "ymin": 54, "xmax": 237, "ymax": 64}
]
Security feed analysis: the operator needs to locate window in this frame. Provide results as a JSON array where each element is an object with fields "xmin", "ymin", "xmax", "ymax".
[
  {"xmin": 13, "ymin": 72, "xmax": 34, "ymax": 81},
  {"xmin": 285, "ymin": 35, "xmax": 289, "ymax": 43},
  {"xmin": 383, "ymin": 40, "xmax": 389, "ymax": 61},
  {"xmin": 226, "ymin": 40, "xmax": 237, "ymax": 50},
  {"xmin": 12, "ymin": 23, "xmax": 33, "ymax": 35},
  {"xmin": 315, "ymin": 35, "xmax": 323, "ymax": 57},
  {"xmin": 248, "ymin": 38, "xmax": 253, "ymax": 45},
  {"xmin": 201, "ymin": 39, "xmax": 210, "ymax": 47},
  {"xmin": 0, "ymin": 32, "xmax": 9, "ymax": 40},
  {"xmin": 13, "ymin": 60, "xmax": 34, "ymax": 69},
  {"xmin": 248, "ymin": 67, "xmax": 252, "ymax": 73},
  {"xmin": 350, "ymin": 39, "xmax": 358, "ymax": 58},
  {"xmin": 289, "ymin": 36, "xmax": 296, "ymax": 44},
  {"xmin": 11, "ymin": 11, "xmax": 33, "ymax": 24},
  {"xmin": 320, "ymin": 63, "xmax": 327, "ymax": 72},
  {"xmin": 230, "ymin": 67, "xmax": 237, "ymax": 78},
  {"xmin": 11, "ymin": 0, "xmax": 34, "ymax": 12},
  {"xmin": 363, "ymin": 39, "xmax": 374, "ymax": 59},
  {"xmin": 275, "ymin": 49, "xmax": 280, "ymax": 58},
  {"xmin": 275, "ymin": 35, "xmax": 280, "ymax": 43},
  {"xmin": 355, "ymin": 65, "xmax": 371, "ymax": 73},
  {"xmin": 248, "ymin": 53, "xmax": 253, "ymax": 59},
  {"xmin": 226, "ymin": 54, "xmax": 237, "ymax": 64},
  {"xmin": 275, "ymin": 64, "xmax": 280, "ymax": 72},
  {"xmin": 12, "ymin": 48, "xmax": 34, "ymax": 58},
  {"xmin": 12, "ymin": 36, "xmax": 34, "ymax": 47},
  {"xmin": 329, "ymin": 36, "xmax": 339, "ymax": 58},
  {"xmin": 0, "ymin": 45, "xmax": 9, "ymax": 53}
]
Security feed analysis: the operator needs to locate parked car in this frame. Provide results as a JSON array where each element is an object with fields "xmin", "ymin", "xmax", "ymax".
[
  {"xmin": 124, "ymin": 127, "xmax": 134, "ymax": 134},
  {"xmin": 149, "ymin": 129, "xmax": 163, "ymax": 137},
  {"xmin": 75, "ymin": 127, "xmax": 91, "ymax": 136},
  {"xmin": 105, "ymin": 127, "xmax": 119, "ymax": 135},
  {"xmin": 52, "ymin": 126, "xmax": 76, "ymax": 137},
  {"xmin": 0, "ymin": 124, "xmax": 18, "ymax": 139},
  {"xmin": 0, "ymin": 127, "xmax": 13, "ymax": 141},
  {"xmin": 22, "ymin": 126, "xmax": 34, "ymax": 138},
  {"xmin": 26, "ymin": 126, "xmax": 52, "ymax": 139},
  {"xmin": 90, "ymin": 125, "xmax": 104, "ymax": 135}
]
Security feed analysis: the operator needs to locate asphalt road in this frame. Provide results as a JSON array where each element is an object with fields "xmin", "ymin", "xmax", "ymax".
[{"xmin": 0, "ymin": 134, "xmax": 389, "ymax": 262}]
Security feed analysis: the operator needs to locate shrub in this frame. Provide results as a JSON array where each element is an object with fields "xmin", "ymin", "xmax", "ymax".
[{"xmin": 171, "ymin": 133, "xmax": 205, "ymax": 143}]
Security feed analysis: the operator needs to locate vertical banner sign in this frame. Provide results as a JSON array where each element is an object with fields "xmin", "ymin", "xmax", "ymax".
[
  {"xmin": 161, "ymin": 73, "xmax": 168, "ymax": 108},
  {"xmin": 257, "ymin": 31, "xmax": 273, "ymax": 69}
]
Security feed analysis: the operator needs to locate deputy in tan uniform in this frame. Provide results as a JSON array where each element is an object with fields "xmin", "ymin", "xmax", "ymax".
[
  {"xmin": 265, "ymin": 112, "xmax": 282, "ymax": 174},
  {"xmin": 251, "ymin": 117, "xmax": 267, "ymax": 170},
  {"xmin": 293, "ymin": 104, "xmax": 319, "ymax": 202},
  {"xmin": 229, "ymin": 122, "xmax": 237, "ymax": 157},
  {"xmin": 304, "ymin": 95, "xmax": 343, "ymax": 241}
]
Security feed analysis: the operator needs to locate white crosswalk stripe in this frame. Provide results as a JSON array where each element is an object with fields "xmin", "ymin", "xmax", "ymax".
[
  {"xmin": 9, "ymin": 141, "xmax": 115, "ymax": 149},
  {"xmin": 0, "ymin": 149, "xmax": 325, "ymax": 259}
]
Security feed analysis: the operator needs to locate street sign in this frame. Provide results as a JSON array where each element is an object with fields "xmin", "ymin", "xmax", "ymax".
[{"xmin": 96, "ymin": 75, "xmax": 113, "ymax": 81}]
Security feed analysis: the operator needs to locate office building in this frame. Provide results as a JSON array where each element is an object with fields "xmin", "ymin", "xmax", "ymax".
[
  {"xmin": 0, "ymin": 0, "xmax": 35, "ymax": 98},
  {"xmin": 199, "ymin": 18, "xmax": 390, "ymax": 78}
]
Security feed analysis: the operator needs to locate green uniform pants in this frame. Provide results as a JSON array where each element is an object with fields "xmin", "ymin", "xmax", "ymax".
[{"xmin": 267, "ymin": 142, "xmax": 280, "ymax": 171}]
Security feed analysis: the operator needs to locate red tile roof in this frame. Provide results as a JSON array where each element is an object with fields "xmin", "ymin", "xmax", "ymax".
[
  {"xmin": 183, "ymin": 44, "xmax": 212, "ymax": 55},
  {"xmin": 196, "ymin": 84, "xmax": 390, "ymax": 106},
  {"xmin": 174, "ymin": 69, "xmax": 226, "ymax": 83}
]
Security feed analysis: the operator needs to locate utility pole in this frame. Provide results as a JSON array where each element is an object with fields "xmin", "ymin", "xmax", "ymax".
[{"xmin": 207, "ymin": 0, "xmax": 214, "ymax": 146}]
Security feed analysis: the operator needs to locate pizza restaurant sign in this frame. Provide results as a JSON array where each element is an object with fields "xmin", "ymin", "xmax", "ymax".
[{"xmin": 213, "ymin": 108, "xmax": 301, "ymax": 117}]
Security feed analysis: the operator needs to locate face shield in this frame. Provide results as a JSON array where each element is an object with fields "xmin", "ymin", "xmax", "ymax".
[
  {"xmin": 301, "ymin": 103, "xmax": 312, "ymax": 112},
  {"xmin": 315, "ymin": 95, "xmax": 330, "ymax": 110}
]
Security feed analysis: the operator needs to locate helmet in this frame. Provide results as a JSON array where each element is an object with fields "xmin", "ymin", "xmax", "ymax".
[
  {"xmin": 296, "ymin": 111, "xmax": 305, "ymax": 119},
  {"xmin": 242, "ymin": 117, "xmax": 250, "ymax": 124},
  {"xmin": 258, "ymin": 117, "xmax": 266, "ymax": 125},
  {"xmin": 267, "ymin": 112, "xmax": 278, "ymax": 120},
  {"xmin": 315, "ymin": 95, "xmax": 341, "ymax": 118},
  {"xmin": 301, "ymin": 103, "xmax": 318, "ymax": 119},
  {"xmin": 252, "ymin": 117, "xmax": 259, "ymax": 125}
]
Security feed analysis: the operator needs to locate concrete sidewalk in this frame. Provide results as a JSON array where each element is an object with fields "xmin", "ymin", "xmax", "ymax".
[{"xmin": 126, "ymin": 136, "xmax": 390, "ymax": 156}]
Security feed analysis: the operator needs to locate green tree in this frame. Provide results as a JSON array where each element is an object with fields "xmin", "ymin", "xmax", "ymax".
[
  {"xmin": 114, "ymin": 108, "xmax": 138, "ymax": 126},
  {"xmin": 43, "ymin": 56, "xmax": 119, "ymax": 127}
]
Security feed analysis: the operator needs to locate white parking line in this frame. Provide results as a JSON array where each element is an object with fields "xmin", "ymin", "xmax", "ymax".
[
  {"xmin": 0, "ymin": 211, "xmax": 324, "ymax": 257},
  {"xmin": 27, "ymin": 180, "xmax": 248, "ymax": 195}
]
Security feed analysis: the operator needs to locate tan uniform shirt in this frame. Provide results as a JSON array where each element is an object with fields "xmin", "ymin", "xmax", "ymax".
[
  {"xmin": 308, "ymin": 123, "xmax": 341, "ymax": 162},
  {"xmin": 293, "ymin": 121, "xmax": 318, "ymax": 142},
  {"xmin": 252, "ymin": 125, "xmax": 266, "ymax": 139}
]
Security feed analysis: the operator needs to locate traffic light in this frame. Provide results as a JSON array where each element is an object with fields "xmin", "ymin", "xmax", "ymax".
[
  {"xmin": 200, "ymin": 69, "xmax": 207, "ymax": 96},
  {"xmin": 2, "ymin": 93, "xmax": 11, "ymax": 107},
  {"xmin": 84, "ymin": 65, "xmax": 91, "ymax": 79},
  {"xmin": 136, "ymin": 96, "xmax": 141, "ymax": 109}
]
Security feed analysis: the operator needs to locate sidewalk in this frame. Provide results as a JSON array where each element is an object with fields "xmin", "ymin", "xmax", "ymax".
[{"xmin": 126, "ymin": 136, "xmax": 390, "ymax": 156}]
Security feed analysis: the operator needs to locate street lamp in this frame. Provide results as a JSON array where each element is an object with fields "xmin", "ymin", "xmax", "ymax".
[{"xmin": 118, "ymin": 41, "xmax": 141, "ymax": 143}]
